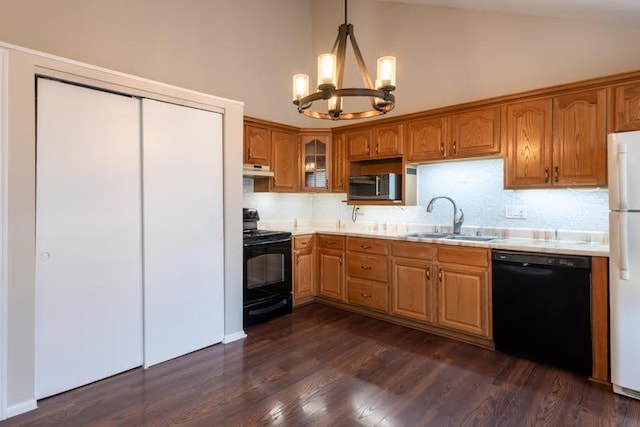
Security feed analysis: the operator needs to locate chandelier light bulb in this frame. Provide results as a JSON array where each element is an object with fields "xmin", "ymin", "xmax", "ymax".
[
  {"xmin": 292, "ymin": 74, "xmax": 309, "ymax": 102},
  {"xmin": 377, "ymin": 56, "xmax": 396, "ymax": 89},
  {"xmin": 317, "ymin": 53, "xmax": 337, "ymax": 88}
]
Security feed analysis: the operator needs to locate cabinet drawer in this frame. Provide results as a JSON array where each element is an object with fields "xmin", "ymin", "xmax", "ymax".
[
  {"xmin": 348, "ymin": 279, "xmax": 389, "ymax": 312},
  {"xmin": 437, "ymin": 245, "xmax": 489, "ymax": 268},
  {"xmin": 392, "ymin": 241, "xmax": 433, "ymax": 260},
  {"xmin": 347, "ymin": 237, "xmax": 388, "ymax": 255},
  {"xmin": 348, "ymin": 253, "xmax": 388, "ymax": 283},
  {"xmin": 317, "ymin": 234, "xmax": 345, "ymax": 250},
  {"xmin": 293, "ymin": 234, "xmax": 314, "ymax": 250}
]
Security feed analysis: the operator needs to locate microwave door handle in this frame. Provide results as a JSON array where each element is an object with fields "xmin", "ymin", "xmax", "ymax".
[{"xmin": 375, "ymin": 175, "xmax": 380, "ymax": 196}]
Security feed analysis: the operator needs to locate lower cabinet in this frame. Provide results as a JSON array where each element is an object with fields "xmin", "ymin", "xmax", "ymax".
[
  {"xmin": 436, "ymin": 245, "xmax": 491, "ymax": 339},
  {"xmin": 317, "ymin": 234, "xmax": 346, "ymax": 301},
  {"xmin": 293, "ymin": 235, "xmax": 315, "ymax": 303},
  {"xmin": 391, "ymin": 241, "xmax": 435, "ymax": 323},
  {"xmin": 346, "ymin": 237, "xmax": 390, "ymax": 313}
]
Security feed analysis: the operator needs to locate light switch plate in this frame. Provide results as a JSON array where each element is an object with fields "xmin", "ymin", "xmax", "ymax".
[{"xmin": 505, "ymin": 204, "xmax": 527, "ymax": 219}]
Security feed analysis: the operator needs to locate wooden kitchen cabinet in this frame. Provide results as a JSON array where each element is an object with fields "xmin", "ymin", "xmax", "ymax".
[
  {"xmin": 552, "ymin": 88, "xmax": 607, "ymax": 187},
  {"xmin": 331, "ymin": 130, "xmax": 348, "ymax": 193},
  {"xmin": 505, "ymin": 89, "xmax": 607, "ymax": 189},
  {"xmin": 293, "ymin": 235, "xmax": 315, "ymax": 304},
  {"xmin": 405, "ymin": 116, "xmax": 448, "ymax": 162},
  {"xmin": 299, "ymin": 131, "xmax": 331, "ymax": 192},
  {"xmin": 436, "ymin": 245, "xmax": 491, "ymax": 339},
  {"xmin": 271, "ymin": 129, "xmax": 299, "ymax": 192},
  {"xmin": 504, "ymin": 98, "xmax": 553, "ymax": 188},
  {"xmin": 391, "ymin": 241, "xmax": 435, "ymax": 323},
  {"xmin": 613, "ymin": 80, "xmax": 640, "ymax": 132},
  {"xmin": 404, "ymin": 106, "xmax": 501, "ymax": 162},
  {"xmin": 244, "ymin": 123, "xmax": 270, "ymax": 166},
  {"xmin": 346, "ymin": 237, "xmax": 390, "ymax": 312},
  {"xmin": 317, "ymin": 235, "xmax": 346, "ymax": 301},
  {"xmin": 347, "ymin": 124, "xmax": 403, "ymax": 161}
]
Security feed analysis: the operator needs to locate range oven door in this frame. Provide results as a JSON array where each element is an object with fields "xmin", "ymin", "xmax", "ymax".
[{"xmin": 243, "ymin": 237, "xmax": 292, "ymax": 327}]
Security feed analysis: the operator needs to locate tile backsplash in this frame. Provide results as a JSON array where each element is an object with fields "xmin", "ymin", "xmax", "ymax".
[{"xmin": 243, "ymin": 158, "xmax": 609, "ymax": 232}]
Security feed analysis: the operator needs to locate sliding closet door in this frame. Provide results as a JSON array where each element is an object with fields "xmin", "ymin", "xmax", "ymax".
[
  {"xmin": 142, "ymin": 99, "xmax": 224, "ymax": 367},
  {"xmin": 35, "ymin": 78, "xmax": 143, "ymax": 398}
]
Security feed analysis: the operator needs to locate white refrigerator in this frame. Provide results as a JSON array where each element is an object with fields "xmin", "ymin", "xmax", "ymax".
[{"xmin": 609, "ymin": 130, "xmax": 640, "ymax": 400}]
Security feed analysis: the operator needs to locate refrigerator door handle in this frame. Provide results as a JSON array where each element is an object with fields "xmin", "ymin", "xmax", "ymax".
[
  {"xmin": 618, "ymin": 142, "xmax": 628, "ymax": 210},
  {"xmin": 620, "ymin": 212, "xmax": 630, "ymax": 280}
]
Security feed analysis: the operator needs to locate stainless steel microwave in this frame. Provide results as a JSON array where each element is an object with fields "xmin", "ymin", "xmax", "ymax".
[{"xmin": 348, "ymin": 173, "xmax": 402, "ymax": 201}]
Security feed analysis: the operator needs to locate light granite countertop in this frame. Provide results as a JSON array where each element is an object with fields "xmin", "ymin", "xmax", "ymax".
[{"xmin": 261, "ymin": 221, "xmax": 609, "ymax": 257}]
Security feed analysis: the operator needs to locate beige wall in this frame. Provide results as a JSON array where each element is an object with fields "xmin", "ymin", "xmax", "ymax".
[
  {"xmin": 313, "ymin": 0, "xmax": 640, "ymax": 123},
  {"xmin": 1, "ymin": 1, "xmax": 640, "ymax": 127},
  {"xmin": 0, "ymin": 0, "xmax": 314, "ymax": 127}
]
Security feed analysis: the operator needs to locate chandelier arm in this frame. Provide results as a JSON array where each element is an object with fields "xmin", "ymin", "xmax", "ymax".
[
  {"xmin": 334, "ymin": 24, "xmax": 349, "ymax": 90},
  {"xmin": 348, "ymin": 26, "xmax": 375, "ymax": 90}
]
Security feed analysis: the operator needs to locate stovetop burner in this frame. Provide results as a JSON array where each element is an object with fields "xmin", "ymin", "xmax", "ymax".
[{"xmin": 243, "ymin": 208, "xmax": 291, "ymax": 246}]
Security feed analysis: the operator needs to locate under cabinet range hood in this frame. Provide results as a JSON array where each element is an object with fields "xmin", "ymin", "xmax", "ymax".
[{"xmin": 243, "ymin": 164, "xmax": 274, "ymax": 177}]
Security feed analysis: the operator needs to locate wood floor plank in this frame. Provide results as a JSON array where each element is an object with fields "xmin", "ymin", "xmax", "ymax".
[{"xmin": 3, "ymin": 303, "xmax": 640, "ymax": 426}]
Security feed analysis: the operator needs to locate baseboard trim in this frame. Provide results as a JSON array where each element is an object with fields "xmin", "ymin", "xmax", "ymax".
[
  {"xmin": 7, "ymin": 399, "xmax": 37, "ymax": 418},
  {"xmin": 223, "ymin": 330, "xmax": 247, "ymax": 344}
]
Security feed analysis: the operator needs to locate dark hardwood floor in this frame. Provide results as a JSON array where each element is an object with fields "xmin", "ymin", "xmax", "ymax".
[{"xmin": 3, "ymin": 303, "xmax": 640, "ymax": 426}]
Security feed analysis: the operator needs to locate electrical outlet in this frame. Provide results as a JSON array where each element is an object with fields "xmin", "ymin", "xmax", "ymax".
[
  {"xmin": 505, "ymin": 204, "xmax": 527, "ymax": 219},
  {"xmin": 357, "ymin": 206, "xmax": 365, "ymax": 215}
]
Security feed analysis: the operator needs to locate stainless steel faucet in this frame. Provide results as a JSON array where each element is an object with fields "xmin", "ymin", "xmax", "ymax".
[{"xmin": 426, "ymin": 196, "xmax": 464, "ymax": 234}]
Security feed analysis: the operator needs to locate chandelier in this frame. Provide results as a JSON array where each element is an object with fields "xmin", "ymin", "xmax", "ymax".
[{"xmin": 292, "ymin": 0, "xmax": 396, "ymax": 120}]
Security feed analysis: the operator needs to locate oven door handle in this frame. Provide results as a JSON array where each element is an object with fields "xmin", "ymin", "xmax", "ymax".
[{"xmin": 244, "ymin": 237, "xmax": 292, "ymax": 247}]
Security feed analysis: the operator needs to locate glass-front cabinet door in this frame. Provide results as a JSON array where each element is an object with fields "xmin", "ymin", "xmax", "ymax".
[{"xmin": 300, "ymin": 132, "xmax": 331, "ymax": 192}]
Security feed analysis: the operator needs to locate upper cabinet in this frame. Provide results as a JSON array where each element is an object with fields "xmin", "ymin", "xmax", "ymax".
[
  {"xmin": 244, "ymin": 123, "xmax": 270, "ymax": 166},
  {"xmin": 271, "ymin": 129, "xmax": 299, "ymax": 192},
  {"xmin": 348, "ymin": 123, "xmax": 403, "ymax": 160},
  {"xmin": 505, "ymin": 89, "xmax": 607, "ymax": 188},
  {"xmin": 613, "ymin": 81, "xmax": 640, "ymax": 132},
  {"xmin": 300, "ymin": 131, "xmax": 331, "ymax": 192},
  {"xmin": 406, "ymin": 106, "xmax": 501, "ymax": 162},
  {"xmin": 331, "ymin": 130, "xmax": 348, "ymax": 193},
  {"xmin": 504, "ymin": 99, "xmax": 553, "ymax": 188},
  {"xmin": 552, "ymin": 89, "xmax": 607, "ymax": 187}
]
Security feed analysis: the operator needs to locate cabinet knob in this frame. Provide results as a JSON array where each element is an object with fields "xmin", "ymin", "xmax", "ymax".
[
  {"xmin": 439, "ymin": 143, "xmax": 445, "ymax": 156},
  {"xmin": 339, "ymin": 256, "xmax": 343, "ymax": 264}
]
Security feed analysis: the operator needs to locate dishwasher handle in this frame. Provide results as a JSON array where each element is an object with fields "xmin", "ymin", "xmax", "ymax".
[{"xmin": 492, "ymin": 250, "xmax": 590, "ymax": 269}]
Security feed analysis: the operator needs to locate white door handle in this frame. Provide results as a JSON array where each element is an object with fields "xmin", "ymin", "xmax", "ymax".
[
  {"xmin": 620, "ymin": 213, "xmax": 629, "ymax": 280},
  {"xmin": 618, "ymin": 142, "xmax": 628, "ymax": 210}
]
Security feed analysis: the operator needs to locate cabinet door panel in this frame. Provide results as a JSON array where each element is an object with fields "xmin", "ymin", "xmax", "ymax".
[
  {"xmin": 294, "ymin": 249, "xmax": 315, "ymax": 301},
  {"xmin": 300, "ymin": 134, "xmax": 330, "ymax": 192},
  {"xmin": 614, "ymin": 81, "xmax": 640, "ymax": 132},
  {"xmin": 318, "ymin": 249, "xmax": 345, "ymax": 301},
  {"xmin": 374, "ymin": 124, "xmax": 403, "ymax": 157},
  {"xmin": 348, "ymin": 129, "xmax": 372, "ymax": 160},
  {"xmin": 553, "ymin": 89, "xmax": 606, "ymax": 186},
  {"xmin": 271, "ymin": 130, "xmax": 298, "ymax": 192},
  {"xmin": 437, "ymin": 265, "xmax": 489, "ymax": 338},
  {"xmin": 392, "ymin": 259, "xmax": 434, "ymax": 323},
  {"xmin": 406, "ymin": 116, "xmax": 448, "ymax": 161},
  {"xmin": 505, "ymin": 99, "xmax": 553, "ymax": 188},
  {"xmin": 244, "ymin": 124, "xmax": 270, "ymax": 165},
  {"xmin": 451, "ymin": 107, "xmax": 501, "ymax": 158},
  {"xmin": 332, "ymin": 132, "xmax": 348, "ymax": 192}
]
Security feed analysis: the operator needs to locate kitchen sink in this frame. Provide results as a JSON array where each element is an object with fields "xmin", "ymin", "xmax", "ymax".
[
  {"xmin": 404, "ymin": 232, "xmax": 448, "ymax": 239},
  {"xmin": 443, "ymin": 234, "xmax": 499, "ymax": 242}
]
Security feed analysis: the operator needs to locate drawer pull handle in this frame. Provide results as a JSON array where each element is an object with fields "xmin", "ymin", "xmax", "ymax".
[
  {"xmin": 361, "ymin": 244, "xmax": 372, "ymax": 249},
  {"xmin": 452, "ymin": 140, "xmax": 457, "ymax": 154},
  {"xmin": 544, "ymin": 167, "xmax": 550, "ymax": 183},
  {"xmin": 301, "ymin": 241, "xmax": 307, "ymax": 245},
  {"xmin": 426, "ymin": 266, "xmax": 431, "ymax": 280},
  {"xmin": 554, "ymin": 166, "xmax": 559, "ymax": 183},
  {"xmin": 361, "ymin": 292, "xmax": 372, "ymax": 298},
  {"xmin": 327, "ymin": 241, "xmax": 335, "ymax": 245},
  {"xmin": 361, "ymin": 265, "xmax": 372, "ymax": 270},
  {"xmin": 439, "ymin": 143, "xmax": 445, "ymax": 155},
  {"xmin": 296, "ymin": 254, "xmax": 300, "ymax": 265},
  {"xmin": 438, "ymin": 268, "xmax": 443, "ymax": 282}
]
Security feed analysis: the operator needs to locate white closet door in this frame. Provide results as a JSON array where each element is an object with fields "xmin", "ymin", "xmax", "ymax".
[
  {"xmin": 142, "ymin": 99, "xmax": 224, "ymax": 368},
  {"xmin": 35, "ymin": 78, "xmax": 143, "ymax": 398}
]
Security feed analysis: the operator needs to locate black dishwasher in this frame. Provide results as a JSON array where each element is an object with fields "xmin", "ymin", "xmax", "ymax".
[{"xmin": 492, "ymin": 250, "xmax": 592, "ymax": 375}]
